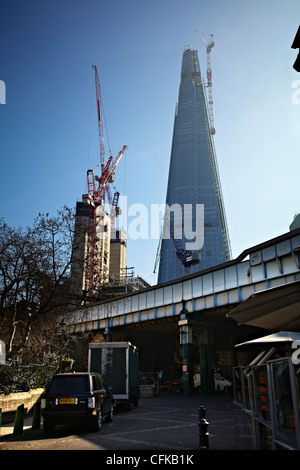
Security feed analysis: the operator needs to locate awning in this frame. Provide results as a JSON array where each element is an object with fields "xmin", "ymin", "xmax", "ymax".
[
  {"xmin": 235, "ymin": 330, "xmax": 300, "ymax": 348},
  {"xmin": 227, "ymin": 280, "xmax": 300, "ymax": 331}
]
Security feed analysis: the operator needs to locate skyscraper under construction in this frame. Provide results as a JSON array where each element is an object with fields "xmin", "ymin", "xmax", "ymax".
[{"xmin": 157, "ymin": 45, "xmax": 231, "ymax": 283}]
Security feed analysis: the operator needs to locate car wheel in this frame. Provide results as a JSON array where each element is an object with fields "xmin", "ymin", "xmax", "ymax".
[
  {"xmin": 106, "ymin": 404, "xmax": 114, "ymax": 422},
  {"xmin": 93, "ymin": 409, "xmax": 103, "ymax": 431},
  {"xmin": 44, "ymin": 418, "xmax": 55, "ymax": 432}
]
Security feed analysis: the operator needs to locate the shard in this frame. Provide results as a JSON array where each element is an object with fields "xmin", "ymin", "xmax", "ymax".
[{"xmin": 157, "ymin": 46, "xmax": 231, "ymax": 283}]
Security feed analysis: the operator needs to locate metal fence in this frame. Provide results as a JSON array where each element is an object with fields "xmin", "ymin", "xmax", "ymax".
[{"xmin": 233, "ymin": 357, "xmax": 300, "ymax": 450}]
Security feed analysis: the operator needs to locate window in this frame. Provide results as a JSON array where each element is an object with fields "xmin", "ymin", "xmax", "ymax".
[
  {"xmin": 47, "ymin": 375, "xmax": 90, "ymax": 394},
  {"xmin": 92, "ymin": 375, "xmax": 101, "ymax": 391}
]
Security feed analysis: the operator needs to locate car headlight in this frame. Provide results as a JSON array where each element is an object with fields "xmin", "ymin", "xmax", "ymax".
[{"xmin": 88, "ymin": 397, "xmax": 95, "ymax": 408}]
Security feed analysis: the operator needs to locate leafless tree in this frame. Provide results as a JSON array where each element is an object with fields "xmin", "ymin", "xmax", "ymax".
[{"xmin": 0, "ymin": 207, "xmax": 85, "ymax": 362}]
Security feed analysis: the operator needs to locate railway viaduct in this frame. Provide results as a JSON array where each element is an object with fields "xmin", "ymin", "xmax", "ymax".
[{"xmin": 64, "ymin": 228, "xmax": 300, "ymax": 394}]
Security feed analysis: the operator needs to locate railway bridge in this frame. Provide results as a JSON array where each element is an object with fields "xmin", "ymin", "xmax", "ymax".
[{"xmin": 65, "ymin": 228, "xmax": 300, "ymax": 394}]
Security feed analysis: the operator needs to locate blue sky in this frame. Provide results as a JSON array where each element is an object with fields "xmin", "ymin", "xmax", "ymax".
[{"xmin": 0, "ymin": 0, "xmax": 299, "ymax": 285}]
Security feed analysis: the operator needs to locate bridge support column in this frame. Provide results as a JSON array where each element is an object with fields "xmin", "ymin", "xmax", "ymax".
[
  {"xmin": 178, "ymin": 309, "xmax": 193, "ymax": 396},
  {"xmin": 182, "ymin": 343, "xmax": 192, "ymax": 396}
]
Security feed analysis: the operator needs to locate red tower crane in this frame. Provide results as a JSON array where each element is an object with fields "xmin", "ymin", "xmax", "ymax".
[{"xmin": 82, "ymin": 65, "xmax": 127, "ymax": 294}]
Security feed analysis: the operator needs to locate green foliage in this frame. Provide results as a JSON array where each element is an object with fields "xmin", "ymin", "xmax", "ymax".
[{"xmin": 0, "ymin": 353, "xmax": 74, "ymax": 394}]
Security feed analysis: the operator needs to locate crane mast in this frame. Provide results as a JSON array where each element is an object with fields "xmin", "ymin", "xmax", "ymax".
[{"xmin": 196, "ymin": 31, "xmax": 216, "ymax": 135}]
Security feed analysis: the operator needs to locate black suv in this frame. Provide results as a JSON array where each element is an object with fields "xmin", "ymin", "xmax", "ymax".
[{"xmin": 41, "ymin": 372, "xmax": 114, "ymax": 432}]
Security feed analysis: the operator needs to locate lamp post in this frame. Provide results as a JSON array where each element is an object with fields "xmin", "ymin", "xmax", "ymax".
[{"xmin": 178, "ymin": 307, "xmax": 193, "ymax": 396}]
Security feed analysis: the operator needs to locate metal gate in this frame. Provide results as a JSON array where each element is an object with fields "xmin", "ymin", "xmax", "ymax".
[{"xmin": 233, "ymin": 357, "xmax": 300, "ymax": 449}]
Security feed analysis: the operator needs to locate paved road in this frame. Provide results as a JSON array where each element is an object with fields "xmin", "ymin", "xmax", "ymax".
[{"xmin": 0, "ymin": 393, "xmax": 236, "ymax": 451}]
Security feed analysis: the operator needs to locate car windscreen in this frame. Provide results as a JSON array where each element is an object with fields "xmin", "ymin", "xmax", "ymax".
[{"xmin": 47, "ymin": 375, "xmax": 90, "ymax": 394}]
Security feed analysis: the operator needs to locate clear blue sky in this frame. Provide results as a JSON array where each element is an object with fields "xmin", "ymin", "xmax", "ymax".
[{"xmin": 1, "ymin": 0, "xmax": 299, "ymax": 285}]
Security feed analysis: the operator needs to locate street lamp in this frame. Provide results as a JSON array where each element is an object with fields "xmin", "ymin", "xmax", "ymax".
[{"xmin": 178, "ymin": 308, "xmax": 193, "ymax": 396}]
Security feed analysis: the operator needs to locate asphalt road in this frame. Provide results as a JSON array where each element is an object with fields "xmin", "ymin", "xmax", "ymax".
[{"xmin": 0, "ymin": 392, "xmax": 236, "ymax": 451}]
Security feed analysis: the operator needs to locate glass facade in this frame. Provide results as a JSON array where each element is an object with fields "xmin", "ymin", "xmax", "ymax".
[{"xmin": 158, "ymin": 46, "xmax": 231, "ymax": 284}]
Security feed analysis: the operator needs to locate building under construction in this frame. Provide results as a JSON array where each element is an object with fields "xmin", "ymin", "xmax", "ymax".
[
  {"xmin": 71, "ymin": 201, "xmax": 111, "ymax": 295},
  {"xmin": 157, "ymin": 41, "xmax": 231, "ymax": 283},
  {"xmin": 70, "ymin": 66, "xmax": 149, "ymax": 300}
]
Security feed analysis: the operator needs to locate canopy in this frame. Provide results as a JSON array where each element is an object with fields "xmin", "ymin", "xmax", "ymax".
[
  {"xmin": 235, "ymin": 330, "xmax": 300, "ymax": 348},
  {"xmin": 227, "ymin": 280, "xmax": 300, "ymax": 331}
]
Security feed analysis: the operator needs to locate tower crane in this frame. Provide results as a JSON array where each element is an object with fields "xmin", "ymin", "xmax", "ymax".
[
  {"xmin": 196, "ymin": 31, "xmax": 216, "ymax": 135},
  {"xmin": 153, "ymin": 213, "xmax": 200, "ymax": 277},
  {"xmin": 169, "ymin": 217, "xmax": 200, "ymax": 276},
  {"xmin": 89, "ymin": 65, "xmax": 125, "ymax": 225},
  {"xmin": 82, "ymin": 65, "xmax": 127, "ymax": 294}
]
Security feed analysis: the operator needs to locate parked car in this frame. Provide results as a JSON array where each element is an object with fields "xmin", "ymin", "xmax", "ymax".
[
  {"xmin": 193, "ymin": 373, "xmax": 232, "ymax": 392},
  {"xmin": 214, "ymin": 373, "xmax": 232, "ymax": 392},
  {"xmin": 41, "ymin": 372, "xmax": 114, "ymax": 432},
  {"xmin": 167, "ymin": 378, "xmax": 182, "ymax": 393}
]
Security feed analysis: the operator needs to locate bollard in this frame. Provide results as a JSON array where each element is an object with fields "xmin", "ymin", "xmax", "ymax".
[
  {"xmin": 32, "ymin": 401, "xmax": 41, "ymax": 429},
  {"xmin": 13, "ymin": 404, "xmax": 24, "ymax": 436},
  {"xmin": 199, "ymin": 417, "xmax": 209, "ymax": 449},
  {"xmin": 199, "ymin": 405, "xmax": 206, "ymax": 419}
]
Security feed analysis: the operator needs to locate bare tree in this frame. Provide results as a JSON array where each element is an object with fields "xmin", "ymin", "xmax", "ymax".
[{"xmin": 0, "ymin": 207, "xmax": 84, "ymax": 362}]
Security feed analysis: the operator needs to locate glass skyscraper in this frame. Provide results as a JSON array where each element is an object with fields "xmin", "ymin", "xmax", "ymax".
[{"xmin": 157, "ymin": 46, "xmax": 231, "ymax": 284}]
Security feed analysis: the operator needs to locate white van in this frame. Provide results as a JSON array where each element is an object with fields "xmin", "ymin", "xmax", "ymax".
[{"xmin": 193, "ymin": 373, "xmax": 232, "ymax": 392}]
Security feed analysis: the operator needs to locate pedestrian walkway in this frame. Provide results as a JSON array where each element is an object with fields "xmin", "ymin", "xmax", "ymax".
[
  {"xmin": 0, "ymin": 392, "xmax": 236, "ymax": 450},
  {"xmin": 0, "ymin": 412, "xmax": 33, "ymax": 437}
]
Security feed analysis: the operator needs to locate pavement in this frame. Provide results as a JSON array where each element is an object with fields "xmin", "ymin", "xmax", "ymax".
[
  {"xmin": 0, "ymin": 392, "xmax": 237, "ymax": 451},
  {"xmin": 0, "ymin": 413, "xmax": 34, "ymax": 438}
]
